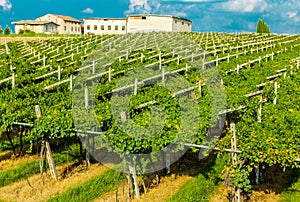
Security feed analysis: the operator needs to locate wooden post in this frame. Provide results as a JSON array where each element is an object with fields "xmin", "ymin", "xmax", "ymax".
[
  {"xmin": 12, "ymin": 73, "xmax": 15, "ymax": 88},
  {"xmin": 158, "ymin": 50, "xmax": 162, "ymax": 70},
  {"xmin": 236, "ymin": 65, "xmax": 240, "ymax": 73},
  {"xmin": 58, "ymin": 66, "xmax": 61, "ymax": 80},
  {"xmin": 273, "ymin": 82, "xmax": 278, "ymax": 105},
  {"xmin": 162, "ymin": 68, "xmax": 165, "ymax": 84},
  {"xmin": 227, "ymin": 53, "xmax": 230, "ymax": 63},
  {"xmin": 258, "ymin": 95, "xmax": 262, "ymax": 123},
  {"xmin": 128, "ymin": 161, "xmax": 140, "ymax": 199},
  {"xmin": 166, "ymin": 148, "xmax": 171, "ymax": 174},
  {"xmin": 70, "ymin": 75, "xmax": 73, "ymax": 91},
  {"xmin": 198, "ymin": 82, "xmax": 202, "ymax": 97},
  {"xmin": 140, "ymin": 53, "xmax": 144, "ymax": 63},
  {"xmin": 84, "ymin": 88, "xmax": 90, "ymax": 166},
  {"xmin": 85, "ymin": 88, "xmax": 89, "ymax": 109},
  {"xmin": 92, "ymin": 60, "xmax": 95, "ymax": 74},
  {"xmin": 134, "ymin": 79, "xmax": 138, "ymax": 95},
  {"xmin": 108, "ymin": 67, "xmax": 112, "ymax": 82},
  {"xmin": 230, "ymin": 123, "xmax": 237, "ymax": 165},
  {"xmin": 36, "ymin": 105, "xmax": 57, "ymax": 182},
  {"xmin": 45, "ymin": 141, "xmax": 57, "ymax": 180},
  {"xmin": 230, "ymin": 123, "xmax": 241, "ymax": 202}
]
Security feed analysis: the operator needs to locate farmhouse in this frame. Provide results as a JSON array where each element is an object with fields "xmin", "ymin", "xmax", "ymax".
[
  {"xmin": 83, "ymin": 14, "xmax": 192, "ymax": 35},
  {"xmin": 83, "ymin": 18, "xmax": 127, "ymax": 35},
  {"xmin": 12, "ymin": 20, "xmax": 59, "ymax": 34},
  {"xmin": 12, "ymin": 14, "xmax": 82, "ymax": 34},
  {"xmin": 126, "ymin": 14, "xmax": 192, "ymax": 33},
  {"xmin": 36, "ymin": 14, "xmax": 82, "ymax": 34}
]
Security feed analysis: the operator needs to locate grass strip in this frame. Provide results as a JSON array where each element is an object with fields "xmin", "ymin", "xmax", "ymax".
[
  {"xmin": 47, "ymin": 169, "xmax": 124, "ymax": 202},
  {"xmin": 0, "ymin": 144, "xmax": 80, "ymax": 187},
  {"xmin": 166, "ymin": 154, "xmax": 227, "ymax": 202},
  {"xmin": 280, "ymin": 168, "xmax": 300, "ymax": 202}
]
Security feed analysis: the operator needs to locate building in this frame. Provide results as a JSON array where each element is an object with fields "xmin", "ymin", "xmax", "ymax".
[
  {"xmin": 35, "ymin": 14, "xmax": 82, "ymax": 34},
  {"xmin": 83, "ymin": 14, "xmax": 192, "ymax": 35},
  {"xmin": 83, "ymin": 18, "xmax": 127, "ymax": 35},
  {"xmin": 12, "ymin": 20, "xmax": 59, "ymax": 34},
  {"xmin": 126, "ymin": 14, "xmax": 192, "ymax": 33}
]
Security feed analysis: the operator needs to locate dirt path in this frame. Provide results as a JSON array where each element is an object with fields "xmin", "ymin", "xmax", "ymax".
[
  {"xmin": 95, "ymin": 151, "xmax": 213, "ymax": 202},
  {"xmin": 0, "ymin": 154, "xmax": 38, "ymax": 172},
  {"xmin": 209, "ymin": 184, "xmax": 280, "ymax": 202},
  {"xmin": 94, "ymin": 174, "xmax": 193, "ymax": 202},
  {"xmin": 0, "ymin": 162, "xmax": 109, "ymax": 202}
]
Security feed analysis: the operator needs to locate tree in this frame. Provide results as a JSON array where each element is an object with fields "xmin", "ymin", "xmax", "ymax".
[
  {"xmin": 256, "ymin": 19, "xmax": 270, "ymax": 34},
  {"xmin": 0, "ymin": 26, "xmax": 3, "ymax": 34},
  {"xmin": 4, "ymin": 25, "xmax": 11, "ymax": 35}
]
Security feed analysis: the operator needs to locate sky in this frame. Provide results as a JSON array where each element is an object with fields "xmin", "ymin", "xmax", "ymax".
[{"xmin": 0, "ymin": 0, "xmax": 300, "ymax": 34}]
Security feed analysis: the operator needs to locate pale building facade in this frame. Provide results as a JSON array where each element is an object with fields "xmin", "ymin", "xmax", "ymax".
[
  {"xmin": 12, "ymin": 20, "xmax": 59, "ymax": 34},
  {"xmin": 127, "ymin": 14, "xmax": 192, "ymax": 33},
  {"xmin": 35, "ymin": 14, "xmax": 82, "ymax": 34},
  {"xmin": 83, "ymin": 18, "xmax": 127, "ymax": 35},
  {"xmin": 83, "ymin": 14, "xmax": 192, "ymax": 35}
]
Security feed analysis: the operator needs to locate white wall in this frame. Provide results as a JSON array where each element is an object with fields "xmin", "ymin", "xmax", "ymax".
[
  {"xmin": 14, "ymin": 24, "xmax": 45, "ymax": 34},
  {"xmin": 127, "ymin": 15, "xmax": 173, "ymax": 33},
  {"xmin": 173, "ymin": 18, "xmax": 192, "ymax": 32},
  {"xmin": 84, "ymin": 19, "xmax": 127, "ymax": 35},
  {"xmin": 36, "ymin": 14, "xmax": 81, "ymax": 34}
]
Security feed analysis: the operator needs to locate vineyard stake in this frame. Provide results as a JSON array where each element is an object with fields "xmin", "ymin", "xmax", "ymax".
[
  {"xmin": 273, "ymin": 82, "xmax": 278, "ymax": 105},
  {"xmin": 35, "ymin": 105, "xmax": 57, "ymax": 183}
]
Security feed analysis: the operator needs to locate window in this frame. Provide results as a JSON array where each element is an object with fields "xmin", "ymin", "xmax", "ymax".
[
  {"xmin": 175, "ymin": 20, "xmax": 178, "ymax": 24},
  {"xmin": 101, "ymin": 25, "xmax": 104, "ymax": 30},
  {"xmin": 188, "ymin": 23, "xmax": 190, "ymax": 26},
  {"xmin": 115, "ymin": 25, "xmax": 118, "ymax": 30},
  {"xmin": 108, "ymin": 25, "xmax": 111, "ymax": 30},
  {"xmin": 71, "ymin": 27, "xmax": 73, "ymax": 31},
  {"xmin": 87, "ymin": 25, "xmax": 90, "ymax": 30},
  {"xmin": 94, "ymin": 25, "xmax": 97, "ymax": 30},
  {"xmin": 182, "ymin": 22, "xmax": 184, "ymax": 25},
  {"xmin": 142, "ymin": 16, "xmax": 146, "ymax": 20},
  {"xmin": 122, "ymin": 25, "xmax": 125, "ymax": 31},
  {"xmin": 64, "ymin": 26, "xmax": 66, "ymax": 31},
  {"xmin": 75, "ymin": 27, "xmax": 77, "ymax": 31}
]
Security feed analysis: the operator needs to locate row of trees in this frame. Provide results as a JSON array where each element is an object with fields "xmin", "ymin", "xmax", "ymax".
[{"xmin": 0, "ymin": 25, "xmax": 11, "ymax": 35}]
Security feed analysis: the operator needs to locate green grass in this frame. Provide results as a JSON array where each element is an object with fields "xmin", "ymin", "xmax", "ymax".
[
  {"xmin": 280, "ymin": 169, "xmax": 300, "ymax": 202},
  {"xmin": 0, "ymin": 144, "xmax": 81, "ymax": 187},
  {"xmin": 166, "ymin": 154, "xmax": 228, "ymax": 202},
  {"xmin": 47, "ymin": 169, "xmax": 124, "ymax": 202}
]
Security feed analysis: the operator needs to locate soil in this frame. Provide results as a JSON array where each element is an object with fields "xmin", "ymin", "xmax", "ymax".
[
  {"xmin": 0, "ymin": 153, "xmax": 38, "ymax": 172},
  {"xmin": 94, "ymin": 150, "xmax": 213, "ymax": 202},
  {"xmin": 0, "ymin": 161, "xmax": 108, "ymax": 202}
]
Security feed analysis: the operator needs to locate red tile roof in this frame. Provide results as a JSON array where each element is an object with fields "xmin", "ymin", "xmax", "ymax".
[
  {"xmin": 12, "ymin": 20, "xmax": 60, "ymax": 26},
  {"xmin": 52, "ymin": 14, "xmax": 81, "ymax": 23}
]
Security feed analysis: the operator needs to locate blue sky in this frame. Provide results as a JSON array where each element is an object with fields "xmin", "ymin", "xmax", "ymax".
[{"xmin": 0, "ymin": 0, "xmax": 300, "ymax": 34}]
